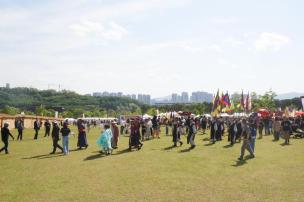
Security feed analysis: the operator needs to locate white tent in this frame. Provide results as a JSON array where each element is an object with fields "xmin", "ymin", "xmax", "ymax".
[
  {"xmin": 220, "ymin": 113, "xmax": 230, "ymax": 117},
  {"xmin": 142, "ymin": 114, "xmax": 152, "ymax": 119}
]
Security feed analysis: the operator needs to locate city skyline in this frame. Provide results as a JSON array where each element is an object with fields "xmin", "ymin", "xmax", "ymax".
[{"xmin": 0, "ymin": 1, "xmax": 303, "ymax": 97}]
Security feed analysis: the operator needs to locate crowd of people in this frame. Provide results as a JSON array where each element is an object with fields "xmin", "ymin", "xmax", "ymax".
[{"xmin": 1, "ymin": 114, "xmax": 304, "ymax": 161}]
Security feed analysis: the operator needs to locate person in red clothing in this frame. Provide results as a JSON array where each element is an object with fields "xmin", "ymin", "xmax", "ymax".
[{"xmin": 111, "ymin": 122, "xmax": 119, "ymax": 149}]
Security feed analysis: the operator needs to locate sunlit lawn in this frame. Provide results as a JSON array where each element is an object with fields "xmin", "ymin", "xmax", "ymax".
[{"xmin": 0, "ymin": 126, "xmax": 303, "ymax": 202}]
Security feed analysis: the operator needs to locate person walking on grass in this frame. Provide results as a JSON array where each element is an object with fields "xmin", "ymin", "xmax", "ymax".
[
  {"xmin": 77, "ymin": 119, "xmax": 88, "ymax": 150},
  {"xmin": 273, "ymin": 117, "xmax": 281, "ymax": 141},
  {"xmin": 50, "ymin": 121, "xmax": 63, "ymax": 154},
  {"xmin": 16, "ymin": 119, "xmax": 24, "ymax": 141},
  {"xmin": 34, "ymin": 119, "xmax": 40, "ymax": 139},
  {"xmin": 111, "ymin": 122, "xmax": 119, "ymax": 149},
  {"xmin": 0, "ymin": 123, "xmax": 15, "ymax": 154},
  {"xmin": 172, "ymin": 119, "xmax": 183, "ymax": 147},
  {"xmin": 187, "ymin": 119, "xmax": 197, "ymax": 149},
  {"xmin": 152, "ymin": 115, "xmax": 160, "ymax": 139},
  {"xmin": 44, "ymin": 120, "xmax": 51, "ymax": 137},
  {"xmin": 281, "ymin": 117, "xmax": 292, "ymax": 145},
  {"xmin": 60, "ymin": 122, "xmax": 71, "ymax": 155},
  {"xmin": 258, "ymin": 121, "xmax": 264, "ymax": 139},
  {"xmin": 238, "ymin": 119, "xmax": 255, "ymax": 161},
  {"xmin": 97, "ymin": 124, "xmax": 113, "ymax": 155}
]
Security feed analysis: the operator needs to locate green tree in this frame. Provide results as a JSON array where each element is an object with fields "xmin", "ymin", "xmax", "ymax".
[
  {"xmin": 1, "ymin": 105, "xmax": 20, "ymax": 115},
  {"xmin": 255, "ymin": 90, "xmax": 277, "ymax": 110}
]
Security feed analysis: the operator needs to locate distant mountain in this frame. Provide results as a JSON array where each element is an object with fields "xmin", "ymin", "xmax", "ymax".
[{"xmin": 276, "ymin": 92, "xmax": 304, "ymax": 100}]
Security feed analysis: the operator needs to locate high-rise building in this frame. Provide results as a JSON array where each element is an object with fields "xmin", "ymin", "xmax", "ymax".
[
  {"xmin": 171, "ymin": 93, "xmax": 178, "ymax": 103},
  {"xmin": 181, "ymin": 92, "xmax": 189, "ymax": 103},
  {"xmin": 5, "ymin": 83, "xmax": 10, "ymax": 89},
  {"xmin": 131, "ymin": 94, "xmax": 137, "ymax": 100}
]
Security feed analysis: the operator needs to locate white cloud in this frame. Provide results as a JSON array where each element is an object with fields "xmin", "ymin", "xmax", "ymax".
[
  {"xmin": 69, "ymin": 20, "xmax": 128, "ymax": 41},
  {"xmin": 224, "ymin": 38, "xmax": 244, "ymax": 47},
  {"xmin": 137, "ymin": 41, "xmax": 202, "ymax": 53},
  {"xmin": 255, "ymin": 32, "xmax": 290, "ymax": 52},
  {"xmin": 208, "ymin": 44, "xmax": 223, "ymax": 53}
]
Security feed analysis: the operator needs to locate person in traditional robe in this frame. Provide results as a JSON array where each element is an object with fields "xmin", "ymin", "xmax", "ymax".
[
  {"xmin": 97, "ymin": 124, "xmax": 113, "ymax": 155},
  {"xmin": 77, "ymin": 119, "xmax": 88, "ymax": 150},
  {"xmin": 129, "ymin": 120, "xmax": 143, "ymax": 151},
  {"xmin": 111, "ymin": 122, "xmax": 119, "ymax": 149}
]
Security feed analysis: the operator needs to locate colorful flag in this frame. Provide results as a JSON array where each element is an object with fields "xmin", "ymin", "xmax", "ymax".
[
  {"xmin": 212, "ymin": 90, "xmax": 220, "ymax": 116},
  {"xmin": 240, "ymin": 90, "xmax": 245, "ymax": 110},
  {"xmin": 221, "ymin": 92, "xmax": 231, "ymax": 107}
]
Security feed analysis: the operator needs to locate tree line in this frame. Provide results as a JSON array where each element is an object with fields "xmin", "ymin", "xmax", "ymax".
[{"xmin": 0, "ymin": 88, "xmax": 302, "ymax": 118}]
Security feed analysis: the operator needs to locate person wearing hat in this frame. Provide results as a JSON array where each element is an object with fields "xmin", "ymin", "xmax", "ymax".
[
  {"xmin": 0, "ymin": 123, "xmax": 15, "ymax": 154},
  {"xmin": 50, "ymin": 121, "xmax": 64, "ymax": 154}
]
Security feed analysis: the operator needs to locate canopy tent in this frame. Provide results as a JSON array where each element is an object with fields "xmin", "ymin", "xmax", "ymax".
[
  {"xmin": 142, "ymin": 114, "xmax": 152, "ymax": 119},
  {"xmin": 220, "ymin": 113, "xmax": 230, "ymax": 117},
  {"xmin": 295, "ymin": 111, "xmax": 304, "ymax": 116},
  {"xmin": 258, "ymin": 108, "xmax": 271, "ymax": 118}
]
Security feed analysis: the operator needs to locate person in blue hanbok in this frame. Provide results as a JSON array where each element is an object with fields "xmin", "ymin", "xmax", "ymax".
[{"xmin": 97, "ymin": 124, "xmax": 113, "ymax": 155}]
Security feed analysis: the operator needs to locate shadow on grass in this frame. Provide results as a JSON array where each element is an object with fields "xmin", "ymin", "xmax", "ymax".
[
  {"xmin": 223, "ymin": 144, "xmax": 233, "ymax": 149},
  {"xmin": 232, "ymin": 160, "xmax": 248, "ymax": 167},
  {"xmin": 112, "ymin": 148, "xmax": 132, "ymax": 155},
  {"xmin": 232, "ymin": 155, "xmax": 254, "ymax": 167},
  {"xmin": 280, "ymin": 143, "xmax": 291, "ymax": 146},
  {"xmin": 179, "ymin": 147, "xmax": 195, "ymax": 153},
  {"xmin": 84, "ymin": 153, "xmax": 107, "ymax": 161},
  {"xmin": 202, "ymin": 138, "xmax": 210, "ymax": 141},
  {"xmin": 204, "ymin": 142, "xmax": 215, "ymax": 146},
  {"xmin": 22, "ymin": 153, "xmax": 64, "ymax": 160},
  {"xmin": 163, "ymin": 145, "xmax": 177, "ymax": 151}
]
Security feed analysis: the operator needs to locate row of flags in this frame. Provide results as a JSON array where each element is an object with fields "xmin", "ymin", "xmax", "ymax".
[{"xmin": 211, "ymin": 90, "xmax": 252, "ymax": 115}]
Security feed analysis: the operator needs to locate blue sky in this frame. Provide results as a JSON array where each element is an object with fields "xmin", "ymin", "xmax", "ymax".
[{"xmin": 0, "ymin": 0, "xmax": 303, "ymax": 97}]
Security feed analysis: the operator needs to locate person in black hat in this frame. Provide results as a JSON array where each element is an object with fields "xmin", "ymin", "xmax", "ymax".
[{"xmin": 0, "ymin": 123, "xmax": 15, "ymax": 154}]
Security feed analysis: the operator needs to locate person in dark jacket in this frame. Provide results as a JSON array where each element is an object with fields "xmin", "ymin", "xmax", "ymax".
[
  {"xmin": 172, "ymin": 119, "xmax": 183, "ymax": 147},
  {"xmin": 238, "ymin": 119, "xmax": 255, "ymax": 161},
  {"xmin": 228, "ymin": 120, "xmax": 237, "ymax": 146},
  {"xmin": 187, "ymin": 119, "xmax": 196, "ymax": 149},
  {"xmin": 34, "ymin": 119, "xmax": 40, "ymax": 139},
  {"xmin": 44, "ymin": 120, "xmax": 51, "ymax": 137},
  {"xmin": 0, "ymin": 123, "xmax": 15, "ymax": 154},
  {"xmin": 50, "ymin": 121, "xmax": 63, "ymax": 154},
  {"xmin": 16, "ymin": 119, "xmax": 24, "ymax": 141}
]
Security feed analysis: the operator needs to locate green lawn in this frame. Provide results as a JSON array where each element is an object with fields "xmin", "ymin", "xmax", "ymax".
[{"xmin": 0, "ymin": 126, "xmax": 303, "ymax": 202}]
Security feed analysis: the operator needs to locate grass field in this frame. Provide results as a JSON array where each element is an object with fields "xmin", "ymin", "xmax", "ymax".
[{"xmin": 0, "ymin": 126, "xmax": 303, "ymax": 202}]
